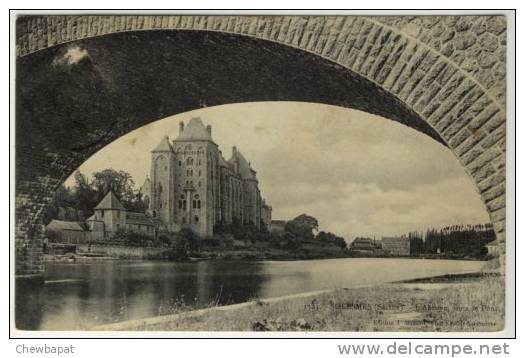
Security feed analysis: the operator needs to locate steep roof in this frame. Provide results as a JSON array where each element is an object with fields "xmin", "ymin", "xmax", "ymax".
[
  {"xmin": 94, "ymin": 191, "xmax": 126, "ymax": 211},
  {"xmin": 175, "ymin": 117, "xmax": 214, "ymax": 142},
  {"xmin": 152, "ymin": 135, "xmax": 173, "ymax": 152},
  {"xmin": 140, "ymin": 176, "xmax": 151, "ymax": 194},
  {"xmin": 228, "ymin": 147, "xmax": 257, "ymax": 180},
  {"xmin": 218, "ymin": 153, "xmax": 231, "ymax": 168},
  {"xmin": 46, "ymin": 220, "xmax": 85, "ymax": 232}
]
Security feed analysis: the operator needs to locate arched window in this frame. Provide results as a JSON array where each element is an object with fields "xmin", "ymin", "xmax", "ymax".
[
  {"xmin": 197, "ymin": 200, "xmax": 201, "ymax": 209},
  {"xmin": 194, "ymin": 216, "xmax": 199, "ymax": 223},
  {"xmin": 192, "ymin": 200, "xmax": 197, "ymax": 209}
]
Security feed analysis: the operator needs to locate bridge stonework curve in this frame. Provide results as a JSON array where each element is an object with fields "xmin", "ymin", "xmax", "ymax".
[{"xmin": 15, "ymin": 15, "xmax": 507, "ymax": 277}]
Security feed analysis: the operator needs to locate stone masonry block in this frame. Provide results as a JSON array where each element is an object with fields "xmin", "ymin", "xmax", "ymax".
[
  {"xmin": 478, "ymin": 172, "xmax": 505, "ymax": 193},
  {"xmin": 486, "ymin": 194, "xmax": 505, "ymax": 212}
]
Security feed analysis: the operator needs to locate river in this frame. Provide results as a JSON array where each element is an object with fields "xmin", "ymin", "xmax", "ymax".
[{"xmin": 16, "ymin": 258, "xmax": 484, "ymax": 330}]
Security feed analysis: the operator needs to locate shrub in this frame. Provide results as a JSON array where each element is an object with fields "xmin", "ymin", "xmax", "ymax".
[{"xmin": 108, "ymin": 229, "xmax": 154, "ymax": 247}]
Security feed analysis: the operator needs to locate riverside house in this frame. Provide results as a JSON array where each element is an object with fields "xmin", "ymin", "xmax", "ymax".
[{"xmin": 46, "ymin": 191, "xmax": 157, "ymax": 244}]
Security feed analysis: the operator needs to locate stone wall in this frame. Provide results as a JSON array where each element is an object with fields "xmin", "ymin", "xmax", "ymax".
[
  {"xmin": 15, "ymin": 15, "xmax": 507, "ymax": 277},
  {"xmin": 76, "ymin": 244, "xmax": 171, "ymax": 259}
]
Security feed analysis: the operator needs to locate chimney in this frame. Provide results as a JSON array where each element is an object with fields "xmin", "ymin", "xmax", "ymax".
[
  {"xmin": 232, "ymin": 146, "xmax": 237, "ymax": 155},
  {"xmin": 206, "ymin": 124, "xmax": 212, "ymax": 136},
  {"xmin": 179, "ymin": 121, "xmax": 185, "ymax": 133}
]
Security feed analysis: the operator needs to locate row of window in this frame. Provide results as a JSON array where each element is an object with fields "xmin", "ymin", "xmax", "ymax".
[
  {"xmin": 185, "ymin": 169, "xmax": 202, "ymax": 177},
  {"xmin": 178, "ymin": 200, "xmax": 201, "ymax": 210},
  {"xmin": 178, "ymin": 157, "xmax": 202, "ymax": 167},
  {"xmin": 183, "ymin": 180, "xmax": 202, "ymax": 188},
  {"xmin": 176, "ymin": 145, "xmax": 205, "ymax": 154}
]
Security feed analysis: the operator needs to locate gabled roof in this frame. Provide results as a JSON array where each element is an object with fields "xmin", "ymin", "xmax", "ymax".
[
  {"xmin": 94, "ymin": 191, "xmax": 126, "ymax": 211},
  {"xmin": 140, "ymin": 176, "xmax": 151, "ymax": 194},
  {"xmin": 46, "ymin": 220, "xmax": 85, "ymax": 232},
  {"xmin": 152, "ymin": 136, "xmax": 173, "ymax": 152},
  {"xmin": 175, "ymin": 117, "xmax": 214, "ymax": 142},
  {"xmin": 228, "ymin": 147, "xmax": 257, "ymax": 180},
  {"xmin": 218, "ymin": 153, "xmax": 231, "ymax": 168}
]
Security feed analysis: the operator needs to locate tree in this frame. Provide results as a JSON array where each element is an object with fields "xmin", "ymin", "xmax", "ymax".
[
  {"xmin": 91, "ymin": 169, "xmax": 136, "ymax": 206},
  {"xmin": 316, "ymin": 231, "xmax": 347, "ymax": 249},
  {"xmin": 42, "ymin": 184, "xmax": 75, "ymax": 224},
  {"xmin": 284, "ymin": 214, "xmax": 319, "ymax": 240},
  {"xmin": 72, "ymin": 170, "xmax": 98, "ymax": 216}
]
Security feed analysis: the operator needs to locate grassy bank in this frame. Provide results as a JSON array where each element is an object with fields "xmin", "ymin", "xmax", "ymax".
[{"xmin": 127, "ymin": 273, "xmax": 503, "ymax": 332}]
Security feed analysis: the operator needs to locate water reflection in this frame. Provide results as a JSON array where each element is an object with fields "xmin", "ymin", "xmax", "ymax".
[{"xmin": 16, "ymin": 258, "xmax": 484, "ymax": 330}]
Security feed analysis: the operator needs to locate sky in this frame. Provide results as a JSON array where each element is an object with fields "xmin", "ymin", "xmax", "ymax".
[{"xmin": 65, "ymin": 102, "xmax": 490, "ymax": 241}]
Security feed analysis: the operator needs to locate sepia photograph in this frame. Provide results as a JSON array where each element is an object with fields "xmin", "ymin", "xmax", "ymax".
[{"xmin": 11, "ymin": 11, "xmax": 514, "ymax": 337}]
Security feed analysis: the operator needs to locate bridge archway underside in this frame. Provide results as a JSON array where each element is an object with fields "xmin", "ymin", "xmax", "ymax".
[{"xmin": 15, "ymin": 16, "xmax": 506, "ymax": 277}]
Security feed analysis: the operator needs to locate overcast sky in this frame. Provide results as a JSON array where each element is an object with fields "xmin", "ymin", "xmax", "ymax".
[{"xmin": 65, "ymin": 102, "xmax": 490, "ymax": 240}]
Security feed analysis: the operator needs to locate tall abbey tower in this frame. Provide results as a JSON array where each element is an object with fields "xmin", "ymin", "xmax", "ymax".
[{"xmin": 146, "ymin": 117, "xmax": 272, "ymax": 237}]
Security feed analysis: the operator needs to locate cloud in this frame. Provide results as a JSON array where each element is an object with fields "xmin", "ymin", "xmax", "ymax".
[{"xmin": 270, "ymin": 178, "xmax": 489, "ymax": 241}]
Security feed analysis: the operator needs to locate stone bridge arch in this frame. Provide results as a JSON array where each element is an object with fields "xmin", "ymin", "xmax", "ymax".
[{"xmin": 15, "ymin": 15, "xmax": 507, "ymax": 279}]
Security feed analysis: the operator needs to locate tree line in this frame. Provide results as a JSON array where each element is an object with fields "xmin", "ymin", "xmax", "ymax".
[
  {"xmin": 407, "ymin": 223, "xmax": 496, "ymax": 256},
  {"xmin": 214, "ymin": 213, "xmax": 347, "ymax": 250}
]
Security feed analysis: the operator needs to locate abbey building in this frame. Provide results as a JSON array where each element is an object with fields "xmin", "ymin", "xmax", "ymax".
[{"xmin": 143, "ymin": 117, "xmax": 272, "ymax": 237}]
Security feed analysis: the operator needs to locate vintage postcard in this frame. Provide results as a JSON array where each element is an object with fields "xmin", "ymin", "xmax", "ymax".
[{"xmin": 11, "ymin": 12, "xmax": 514, "ymax": 336}]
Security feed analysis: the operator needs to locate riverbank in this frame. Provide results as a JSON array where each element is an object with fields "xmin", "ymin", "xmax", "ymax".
[
  {"xmin": 44, "ymin": 242, "xmax": 491, "ymax": 263},
  {"xmin": 96, "ymin": 272, "xmax": 503, "ymax": 332}
]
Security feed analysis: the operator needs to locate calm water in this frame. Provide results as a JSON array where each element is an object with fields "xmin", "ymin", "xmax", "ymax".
[{"xmin": 16, "ymin": 258, "xmax": 484, "ymax": 330}]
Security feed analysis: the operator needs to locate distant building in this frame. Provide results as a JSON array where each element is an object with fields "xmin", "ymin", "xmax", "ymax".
[
  {"xmin": 87, "ymin": 191, "xmax": 156, "ymax": 240},
  {"xmin": 45, "ymin": 220, "xmax": 87, "ymax": 244},
  {"xmin": 382, "ymin": 236, "xmax": 410, "ymax": 256},
  {"xmin": 349, "ymin": 237, "xmax": 377, "ymax": 254}
]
